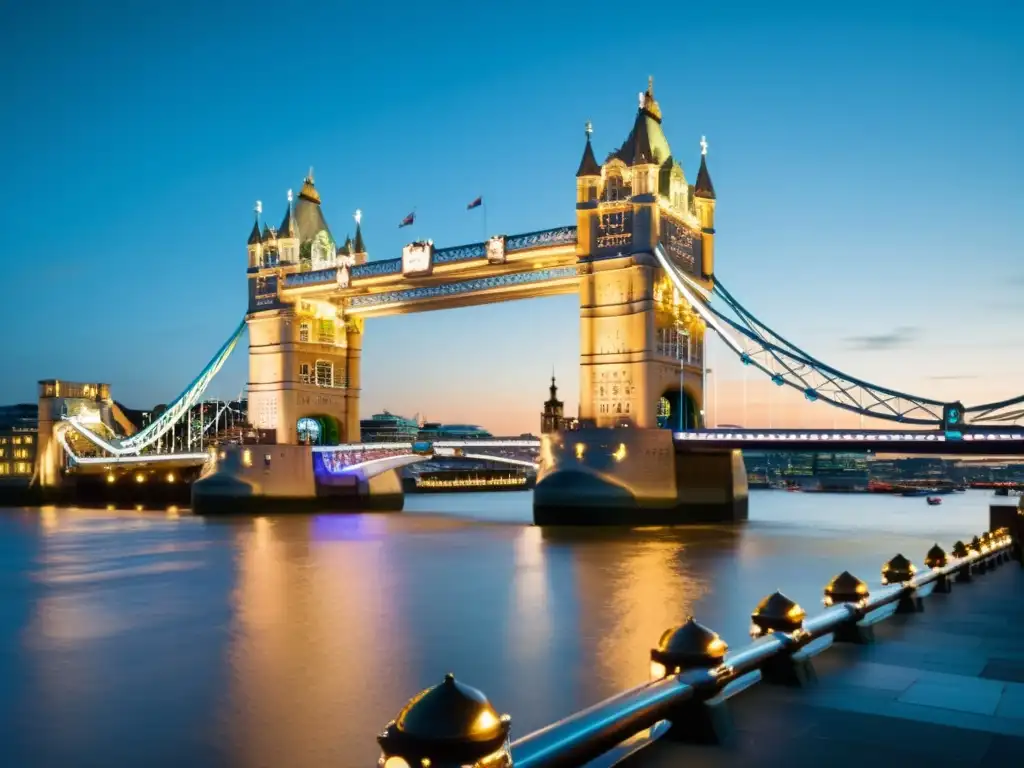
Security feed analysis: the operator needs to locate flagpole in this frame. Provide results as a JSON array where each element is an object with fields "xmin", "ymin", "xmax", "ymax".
[{"xmin": 482, "ymin": 201, "xmax": 488, "ymax": 243}]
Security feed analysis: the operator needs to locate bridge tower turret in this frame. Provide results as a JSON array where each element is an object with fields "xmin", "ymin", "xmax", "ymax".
[
  {"xmin": 247, "ymin": 202, "xmax": 263, "ymax": 269},
  {"xmin": 576, "ymin": 77, "xmax": 709, "ymax": 430},
  {"xmin": 693, "ymin": 138, "xmax": 716, "ymax": 280}
]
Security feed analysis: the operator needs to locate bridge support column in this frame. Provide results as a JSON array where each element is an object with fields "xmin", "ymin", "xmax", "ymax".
[
  {"xmin": 533, "ymin": 428, "xmax": 748, "ymax": 525},
  {"xmin": 192, "ymin": 444, "xmax": 404, "ymax": 514}
]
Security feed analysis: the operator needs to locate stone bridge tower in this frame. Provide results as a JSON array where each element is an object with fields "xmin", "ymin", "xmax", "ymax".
[
  {"xmin": 536, "ymin": 79, "xmax": 745, "ymax": 525},
  {"xmin": 575, "ymin": 78, "xmax": 715, "ymax": 431},
  {"xmin": 245, "ymin": 173, "xmax": 364, "ymax": 444}
]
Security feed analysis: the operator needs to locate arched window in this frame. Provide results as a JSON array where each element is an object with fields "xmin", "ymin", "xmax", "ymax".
[
  {"xmin": 315, "ymin": 360, "xmax": 333, "ymax": 387},
  {"xmin": 606, "ymin": 174, "xmax": 623, "ymax": 202},
  {"xmin": 297, "ymin": 417, "xmax": 322, "ymax": 445}
]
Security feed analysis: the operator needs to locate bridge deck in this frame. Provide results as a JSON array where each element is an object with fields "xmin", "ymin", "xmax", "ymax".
[{"xmin": 624, "ymin": 562, "xmax": 1024, "ymax": 767}]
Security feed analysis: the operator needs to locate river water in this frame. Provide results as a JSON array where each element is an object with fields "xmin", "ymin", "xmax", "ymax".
[{"xmin": 0, "ymin": 490, "xmax": 1001, "ymax": 767}]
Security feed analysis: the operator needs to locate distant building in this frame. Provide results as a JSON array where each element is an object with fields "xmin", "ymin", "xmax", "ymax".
[
  {"xmin": 418, "ymin": 423, "xmax": 492, "ymax": 440},
  {"xmin": 360, "ymin": 411, "xmax": 420, "ymax": 442},
  {"xmin": 0, "ymin": 403, "xmax": 38, "ymax": 481},
  {"xmin": 540, "ymin": 375, "xmax": 578, "ymax": 433}
]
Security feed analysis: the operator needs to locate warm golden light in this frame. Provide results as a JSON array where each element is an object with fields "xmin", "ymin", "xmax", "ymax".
[
  {"xmin": 574, "ymin": 443, "xmax": 586, "ymax": 459},
  {"xmin": 383, "ymin": 758, "xmax": 410, "ymax": 768},
  {"xmin": 135, "ymin": 472, "xmax": 145, "ymax": 484},
  {"xmin": 650, "ymin": 660, "xmax": 667, "ymax": 680},
  {"xmin": 106, "ymin": 473, "xmax": 115, "ymax": 484},
  {"xmin": 166, "ymin": 471, "xmax": 176, "ymax": 483},
  {"xmin": 242, "ymin": 449, "xmax": 253, "ymax": 468},
  {"xmin": 474, "ymin": 709, "xmax": 500, "ymax": 732},
  {"xmin": 786, "ymin": 604, "xmax": 804, "ymax": 619},
  {"xmin": 613, "ymin": 443, "xmax": 627, "ymax": 462}
]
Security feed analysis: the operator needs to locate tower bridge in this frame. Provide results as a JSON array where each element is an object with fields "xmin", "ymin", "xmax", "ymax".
[{"xmin": 42, "ymin": 78, "xmax": 1024, "ymax": 521}]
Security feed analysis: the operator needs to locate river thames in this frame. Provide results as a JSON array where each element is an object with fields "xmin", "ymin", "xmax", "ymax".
[{"xmin": 0, "ymin": 490, "xmax": 999, "ymax": 767}]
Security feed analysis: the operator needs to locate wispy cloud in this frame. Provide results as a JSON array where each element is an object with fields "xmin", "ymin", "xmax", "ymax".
[{"xmin": 844, "ymin": 326, "xmax": 919, "ymax": 351}]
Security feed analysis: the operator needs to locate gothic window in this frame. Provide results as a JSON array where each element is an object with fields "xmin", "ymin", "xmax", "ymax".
[
  {"xmin": 315, "ymin": 360, "xmax": 333, "ymax": 387},
  {"xmin": 606, "ymin": 175, "xmax": 623, "ymax": 202},
  {"xmin": 299, "ymin": 322, "xmax": 310, "ymax": 343},
  {"xmin": 317, "ymin": 319, "xmax": 335, "ymax": 345}
]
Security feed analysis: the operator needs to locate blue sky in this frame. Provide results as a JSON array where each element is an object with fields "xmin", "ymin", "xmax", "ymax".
[{"xmin": 1, "ymin": 1, "xmax": 1021, "ymax": 434}]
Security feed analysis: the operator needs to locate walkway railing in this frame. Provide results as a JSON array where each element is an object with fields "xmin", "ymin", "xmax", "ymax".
[{"xmin": 374, "ymin": 528, "xmax": 1018, "ymax": 768}]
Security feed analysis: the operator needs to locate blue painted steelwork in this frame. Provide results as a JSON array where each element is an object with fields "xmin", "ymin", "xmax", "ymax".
[
  {"xmin": 348, "ymin": 266, "xmax": 579, "ymax": 310},
  {"xmin": 433, "ymin": 242, "xmax": 486, "ymax": 264},
  {"xmin": 505, "ymin": 226, "xmax": 577, "ymax": 252},
  {"xmin": 351, "ymin": 258, "xmax": 402, "ymax": 278},
  {"xmin": 283, "ymin": 268, "xmax": 337, "ymax": 287}
]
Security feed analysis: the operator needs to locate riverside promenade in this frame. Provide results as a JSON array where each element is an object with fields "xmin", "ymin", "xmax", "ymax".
[
  {"xmin": 375, "ymin": 530, "xmax": 1024, "ymax": 768},
  {"xmin": 624, "ymin": 559, "xmax": 1024, "ymax": 767}
]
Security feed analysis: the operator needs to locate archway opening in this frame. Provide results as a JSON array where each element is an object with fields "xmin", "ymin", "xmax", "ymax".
[
  {"xmin": 297, "ymin": 414, "xmax": 342, "ymax": 446},
  {"xmin": 657, "ymin": 389, "xmax": 701, "ymax": 431}
]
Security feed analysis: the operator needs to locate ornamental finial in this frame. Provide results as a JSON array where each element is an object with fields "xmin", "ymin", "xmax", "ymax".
[
  {"xmin": 648, "ymin": 75, "xmax": 654, "ymax": 95},
  {"xmin": 307, "ymin": 166, "xmax": 314, "ymax": 182},
  {"xmin": 585, "ymin": 120, "xmax": 593, "ymax": 137},
  {"xmin": 700, "ymin": 136, "xmax": 708, "ymax": 156},
  {"xmin": 354, "ymin": 209, "xmax": 362, "ymax": 225},
  {"xmin": 287, "ymin": 188, "xmax": 293, "ymax": 203},
  {"xmin": 255, "ymin": 200, "xmax": 262, "ymax": 216}
]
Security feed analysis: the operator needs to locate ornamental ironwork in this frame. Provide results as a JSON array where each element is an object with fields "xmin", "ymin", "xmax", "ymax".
[
  {"xmin": 348, "ymin": 266, "xmax": 579, "ymax": 309},
  {"xmin": 351, "ymin": 258, "xmax": 402, "ymax": 278},
  {"xmin": 283, "ymin": 268, "xmax": 337, "ymax": 287},
  {"xmin": 434, "ymin": 242, "xmax": 487, "ymax": 264},
  {"xmin": 506, "ymin": 226, "xmax": 577, "ymax": 252}
]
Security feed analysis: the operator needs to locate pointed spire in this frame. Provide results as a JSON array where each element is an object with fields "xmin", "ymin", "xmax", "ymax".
[
  {"xmin": 353, "ymin": 210, "xmax": 366, "ymax": 254},
  {"xmin": 278, "ymin": 189, "xmax": 297, "ymax": 238},
  {"xmin": 248, "ymin": 200, "xmax": 262, "ymax": 245},
  {"xmin": 298, "ymin": 168, "xmax": 321, "ymax": 204},
  {"xmin": 639, "ymin": 75, "xmax": 662, "ymax": 122},
  {"xmin": 576, "ymin": 121, "xmax": 601, "ymax": 177},
  {"xmin": 694, "ymin": 136, "xmax": 716, "ymax": 200}
]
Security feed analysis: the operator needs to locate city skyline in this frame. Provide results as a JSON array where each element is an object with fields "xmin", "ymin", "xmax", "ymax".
[{"xmin": 2, "ymin": 1, "xmax": 1022, "ymax": 436}]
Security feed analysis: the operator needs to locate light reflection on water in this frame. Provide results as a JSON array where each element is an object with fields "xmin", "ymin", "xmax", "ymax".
[{"xmin": 0, "ymin": 491, "xmax": 998, "ymax": 767}]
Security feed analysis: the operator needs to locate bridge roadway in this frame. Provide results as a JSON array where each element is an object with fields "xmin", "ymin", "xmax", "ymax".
[
  {"xmin": 675, "ymin": 429, "xmax": 1024, "ymax": 456},
  {"xmin": 624, "ymin": 561, "xmax": 1024, "ymax": 767}
]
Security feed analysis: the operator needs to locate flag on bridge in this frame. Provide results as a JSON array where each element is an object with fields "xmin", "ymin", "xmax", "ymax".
[
  {"xmin": 467, "ymin": 196, "xmax": 483, "ymax": 210},
  {"xmin": 399, "ymin": 212, "xmax": 415, "ymax": 228}
]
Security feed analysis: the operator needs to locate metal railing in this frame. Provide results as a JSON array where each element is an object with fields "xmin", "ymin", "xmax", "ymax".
[{"xmin": 374, "ymin": 529, "xmax": 1018, "ymax": 768}]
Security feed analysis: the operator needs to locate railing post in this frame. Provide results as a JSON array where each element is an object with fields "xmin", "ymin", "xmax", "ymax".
[
  {"xmin": 750, "ymin": 592, "xmax": 815, "ymax": 686},
  {"xmin": 882, "ymin": 555, "xmax": 922, "ymax": 613},
  {"xmin": 925, "ymin": 544, "xmax": 952, "ymax": 593},
  {"xmin": 824, "ymin": 571, "xmax": 873, "ymax": 643},
  {"xmin": 650, "ymin": 618, "xmax": 739, "ymax": 745},
  {"xmin": 377, "ymin": 674, "xmax": 513, "ymax": 768}
]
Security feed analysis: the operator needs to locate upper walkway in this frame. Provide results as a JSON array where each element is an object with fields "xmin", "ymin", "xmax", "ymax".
[
  {"xmin": 625, "ymin": 560, "xmax": 1024, "ymax": 767},
  {"xmin": 676, "ymin": 428, "xmax": 1024, "ymax": 455}
]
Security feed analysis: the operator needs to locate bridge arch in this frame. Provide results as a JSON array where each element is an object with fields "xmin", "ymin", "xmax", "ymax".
[
  {"xmin": 297, "ymin": 414, "xmax": 342, "ymax": 445},
  {"xmin": 657, "ymin": 386, "xmax": 702, "ymax": 431}
]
